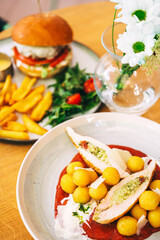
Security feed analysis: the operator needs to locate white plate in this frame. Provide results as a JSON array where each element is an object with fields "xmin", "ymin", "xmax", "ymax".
[
  {"xmin": 16, "ymin": 112, "xmax": 160, "ymax": 240},
  {"xmin": 0, "ymin": 39, "xmax": 100, "ymax": 143}
]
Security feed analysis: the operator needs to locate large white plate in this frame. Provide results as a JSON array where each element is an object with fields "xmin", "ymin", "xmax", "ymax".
[
  {"xmin": 16, "ymin": 112, "xmax": 160, "ymax": 240},
  {"xmin": 0, "ymin": 39, "xmax": 100, "ymax": 143}
]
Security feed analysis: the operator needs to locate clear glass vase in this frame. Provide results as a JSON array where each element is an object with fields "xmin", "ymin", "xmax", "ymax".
[{"xmin": 94, "ymin": 23, "xmax": 160, "ymax": 115}]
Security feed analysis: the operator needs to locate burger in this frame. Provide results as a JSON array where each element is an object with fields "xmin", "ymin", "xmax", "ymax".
[{"xmin": 12, "ymin": 13, "xmax": 73, "ymax": 78}]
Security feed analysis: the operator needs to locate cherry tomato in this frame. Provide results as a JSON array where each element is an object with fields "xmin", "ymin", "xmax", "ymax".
[
  {"xmin": 66, "ymin": 93, "xmax": 81, "ymax": 105},
  {"xmin": 13, "ymin": 47, "xmax": 68, "ymax": 67},
  {"xmin": 83, "ymin": 78, "xmax": 95, "ymax": 93}
]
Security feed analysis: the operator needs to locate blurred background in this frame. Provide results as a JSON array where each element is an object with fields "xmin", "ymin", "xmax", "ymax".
[{"xmin": 0, "ymin": 0, "xmax": 99, "ymax": 26}]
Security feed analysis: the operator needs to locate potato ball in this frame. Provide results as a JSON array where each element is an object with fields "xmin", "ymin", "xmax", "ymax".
[
  {"xmin": 139, "ymin": 190, "xmax": 159, "ymax": 210},
  {"xmin": 73, "ymin": 186, "xmax": 90, "ymax": 204},
  {"xmin": 150, "ymin": 180, "xmax": 160, "ymax": 191},
  {"xmin": 148, "ymin": 207, "xmax": 160, "ymax": 228},
  {"xmin": 130, "ymin": 204, "xmax": 147, "ymax": 220},
  {"xmin": 102, "ymin": 167, "xmax": 120, "ymax": 185},
  {"xmin": 127, "ymin": 156, "xmax": 144, "ymax": 172},
  {"xmin": 89, "ymin": 170, "xmax": 99, "ymax": 183},
  {"xmin": 60, "ymin": 174, "xmax": 77, "ymax": 194},
  {"xmin": 67, "ymin": 161, "xmax": 83, "ymax": 175},
  {"xmin": 117, "ymin": 216, "xmax": 137, "ymax": 236},
  {"xmin": 89, "ymin": 183, "xmax": 107, "ymax": 200},
  {"xmin": 73, "ymin": 169, "xmax": 91, "ymax": 187}
]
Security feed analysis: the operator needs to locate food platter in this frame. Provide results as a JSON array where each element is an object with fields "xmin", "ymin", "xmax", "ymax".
[
  {"xmin": 0, "ymin": 38, "xmax": 100, "ymax": 143},
  {"xmin": 16, "ymin": 112, "xmax": 160, "ymax": 240}
]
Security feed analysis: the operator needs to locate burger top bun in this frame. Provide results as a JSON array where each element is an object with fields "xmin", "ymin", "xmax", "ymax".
[{"xmin": 12, "ymin": 13, "xmax": 73, "ymax": 47}]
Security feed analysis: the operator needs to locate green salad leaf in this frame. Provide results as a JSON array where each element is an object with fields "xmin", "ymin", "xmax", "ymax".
[{"xmin": 43, "ymin": 63, "xmax": 100, "ymax": 127}]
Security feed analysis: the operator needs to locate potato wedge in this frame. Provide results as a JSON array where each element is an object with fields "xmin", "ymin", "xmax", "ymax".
[
  {"xmin": 0, "ymin": 82, "xmax": 4, "ymax": 90},
  {"xmin": 12, "ymin": 76, "xmax": 37, "ymax": 101},
  {"xmin": 14, "ymin": 94, "xmax": 42, "ymax": 113},
  {"xmin": 0, "ymin": 105, "xmax": 15, "ymax": 122},
  {"xmin": 22, "ymin": 114, "xmax": 47, "ymax": 135},
  {"xmin": 1, "ymin": 75, "xmax": 12, "ymax": 94},
  {"xmin": 0, "ymin": 113, "xmax": 18, "ymax": 126},
  {"xmin": 0, "ymin": 130, "xmax": 29, "ymax": 140},
  {"xmin": 31, "ymin": 91, "xmax": 52, "ymax": 121},
  {"xmin": 2, "ymin": 121, "xmax": 28, "ymax": 132}
]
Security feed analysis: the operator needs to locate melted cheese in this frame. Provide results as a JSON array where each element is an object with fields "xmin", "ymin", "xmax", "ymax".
[{"xmin": 14, "ymin": 42, "xmax": 64, "ymax": 59}]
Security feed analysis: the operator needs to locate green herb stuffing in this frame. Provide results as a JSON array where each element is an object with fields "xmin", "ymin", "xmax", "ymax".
[{"xmin": 43, "ymin": 63, "xmax": 100, "ymax": 127}]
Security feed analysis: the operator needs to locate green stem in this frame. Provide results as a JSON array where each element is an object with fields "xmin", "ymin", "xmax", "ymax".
[{"xmin": 112, "ymin": 9, "xmax": 117, "ymax": 55}]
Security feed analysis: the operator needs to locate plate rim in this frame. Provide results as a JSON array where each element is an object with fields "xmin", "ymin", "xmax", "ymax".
[{"xmin": 16, "ymin": 112, "xmax": 160, "ymax": 240}]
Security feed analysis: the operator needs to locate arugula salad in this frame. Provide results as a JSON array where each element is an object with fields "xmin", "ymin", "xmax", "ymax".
[{"xmin": 43, "ymin": 63, "xmax": 100, "ymax": 127}]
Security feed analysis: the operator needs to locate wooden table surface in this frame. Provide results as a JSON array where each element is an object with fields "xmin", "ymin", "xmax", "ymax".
[{"xmin": 0, "ymin": 1, "xmax": 160, "ymax": 239}]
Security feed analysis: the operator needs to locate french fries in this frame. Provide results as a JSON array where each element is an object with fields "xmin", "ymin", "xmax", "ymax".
[
  {"xmin": 0, "ymin": 129, "xmax": 29, "ymax": 140},
  {"xmin": 31, "ymin": 91, "xmax": 52, "ymax": 121},
  {"xmin": 2, "ymin": 121, "xmax": 27, "ymax": 132},
  {"xmin": 12, "ymin": 76, "xmax": 37, "ymax": 101},
  {"xmin": 22, "ymin": 114, "xmax": 47, "ymax": 135},
  {"xmin": 0, "ymin": 74, "xmax": 52, "ymax": 140},
  {"xmin": 14, "ymin": 94, "xmax": 43, "ymax": 113}
]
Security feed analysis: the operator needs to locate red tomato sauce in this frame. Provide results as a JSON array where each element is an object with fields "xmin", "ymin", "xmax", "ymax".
[{"xmin": 54, "ymin": 145, "xmax": 160, "ymax": 240}]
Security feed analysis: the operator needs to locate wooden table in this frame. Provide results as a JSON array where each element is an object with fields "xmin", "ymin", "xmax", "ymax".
[{"xmin": 0, "ymin": 1, "xmax": 160, "ymax": 239}]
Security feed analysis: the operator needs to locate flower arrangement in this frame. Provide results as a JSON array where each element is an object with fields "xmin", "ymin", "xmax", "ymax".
[{"xmin": 110, "ymin": 0, "xmax": 160, "ymax": 90}]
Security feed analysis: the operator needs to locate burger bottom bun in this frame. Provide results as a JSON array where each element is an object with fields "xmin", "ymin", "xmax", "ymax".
[{"xmin": 13, "ymin": 49, "xmax": 72, "ymax": 79}]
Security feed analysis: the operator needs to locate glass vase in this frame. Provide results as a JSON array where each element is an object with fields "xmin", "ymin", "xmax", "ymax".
[{"xmin": 94, "ymin": 23, "xmax": 160, "ymax": 115}]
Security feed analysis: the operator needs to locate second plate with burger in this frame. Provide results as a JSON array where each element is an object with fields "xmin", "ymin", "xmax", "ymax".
[{"xmin": 0, "ymin": 38, "xmax": 100, "ymax": 143}]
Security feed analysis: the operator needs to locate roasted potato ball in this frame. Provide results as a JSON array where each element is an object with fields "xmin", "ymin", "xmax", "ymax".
[
  {"xmin": 117, "ymin": 216, "xmax": 137, "ymax": 236},
  {"xmin": 102, "ymin": 167, "xmax": 120, "ymax": 185},
  {"xmin": 139, "ymin": 190, "xmax": 159, "ymax": 210},
  {"xmin": 127, "ymin": 156, "xmax": 144, "ymax": 172},
  {"xmin": 73, "ymin": 169, "xmax": 91, "ymax": 187},
  {"xmin": 73, "ymin": 186, "xmax": 90, "ymax": 204},
  {"xmin": 89, "ymin": 170, "xmax": 99, "ymax": 183},
  {"xmin": 89, "ymin": 183, "xmax": 107, "ymax": 200},
  {"xmin": 130, "ymin": 204, "xmax": 147, "ymax": 220},
  {"xmin": 150, "ymin": 180, "xmax": 160, "ymax": 191},
  {"xmin": 60, "ymin": 174, "xmax": 77, "ymax": 194},
  {"xmin": 148, "ymin": 207, "xmax": 160, "ymax": 228},
  {"xmin": 67, "ymin": 161, "xmax": 83, "ymax": 175}
]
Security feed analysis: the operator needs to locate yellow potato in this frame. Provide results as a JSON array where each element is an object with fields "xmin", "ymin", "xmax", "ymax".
[
  {"xmin": 150, "ymin": 180, "xmax": 160, "ymax": 191},
  {"xmin": 73, "ymin": 169, "xmax": 91, "ymax": 187},
  {"xmin": 2, "ymin": 121, "xmax": 28, "ymax": 132},
  {"xmin": 148, "ymin": 207, "xmax": 160, "ymax": 228},
  {"xmin": 139, "ymin": 190, "xmax": 159, "ymax": 210},
  {"xmin": 60, "ymin": 174, "xmax": 76, "ymax": 194},
  {"xmin": 0, "ymin": 105, "xmax": 15, "ymax": 122},
  {"xmin": 0, "ymin": 129, "xmax": 29, "ymax": 140},
  {"xmin": 0, "ymin": 113, "xmax": 17, "ymax": 127},
  {"xmin": 130, "ymin": 204, "xmax": 147, "ymax": 220},
  {"xmin": 12, "ymin": 76, "xmax": 37, "ymax": 101},
  {"xmin": 73, "ymin": 186, "xmax": 90, "ymax": 204},
  {"xmin": 127, "ymin": 156, "xmax": 144, "ymax": 172},
  {"xmin": 89, "ymin": 170, "xmax": 99, "ymax": 183},
  {"xmin": 89, "ymin": 183, "xmax": 107, "ymax": 200},
  {"xmin": 0, "ymin": 82, "xmax": 4, "ymax": 89},
  {"xmin": 14, "ymin": 94, "xmax": 42, "ymax": 113},
  {"xmin": 22, "ymin": 114, "xmax": 47, "ymax": 135},
  {"xmin": 31, "ymin": 91, "xmax": 52, "ymax": 121},
  {"xmin": 117, "ymin": 216, "xmax": 137, "ymax": 236},
  {"xmin": 1, "ymin": 75, "xmax": 12, "ymax": 94},
  {"xmin": 67, "ymin": 161, "xmax": 83, "ymax": 175},
  {"xmin": 102, "ymin": 167, "xmax": 120, "ymax": 185}
]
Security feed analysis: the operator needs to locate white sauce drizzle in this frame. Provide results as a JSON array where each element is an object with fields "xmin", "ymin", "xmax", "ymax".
[{"xmin": 55, "ymin": 195, "xmax": 97, "ymax": 240}]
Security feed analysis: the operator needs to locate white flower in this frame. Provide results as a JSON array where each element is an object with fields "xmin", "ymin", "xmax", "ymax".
[
  {"xmin": 115, "ymin": 0, "xmax": 160, "ymax": 34},
  {"xmin": 110, "ymin": 0, "xmax": 124, "ymax": 9},
  {"xmin": 117, "ymin": 31, "xmax": 155, "ymax": 67}
]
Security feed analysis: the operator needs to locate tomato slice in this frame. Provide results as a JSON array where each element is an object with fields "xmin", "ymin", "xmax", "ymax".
[
  {"xmin": 83, "ymin": 78, "xmax": 95, "ymax": 93},
  {"xmin": 66, "ymin": 93, "xmax": 82, "ymax": 105},
  {"xmin": 13, "ymin": 47, "xmax": 69, "ymax": 67}
]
